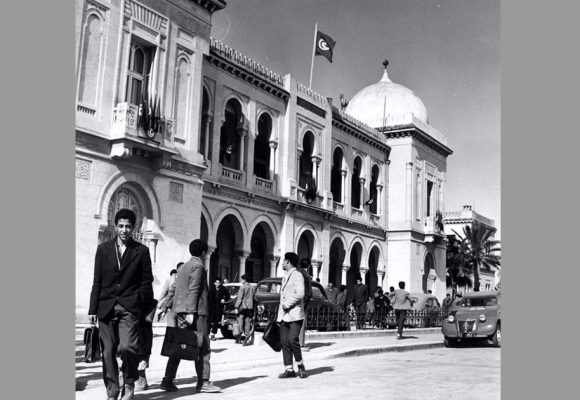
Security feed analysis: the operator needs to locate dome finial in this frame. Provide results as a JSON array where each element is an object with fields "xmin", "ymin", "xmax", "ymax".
[{"xmin": 380, "ymin": 59, "xmax": 391, "ymax": 82}]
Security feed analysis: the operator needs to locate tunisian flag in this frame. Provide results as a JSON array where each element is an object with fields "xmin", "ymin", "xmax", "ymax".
[{"xmin": 314, "ymin": 30, "xmax": 336, "ymax": 63}]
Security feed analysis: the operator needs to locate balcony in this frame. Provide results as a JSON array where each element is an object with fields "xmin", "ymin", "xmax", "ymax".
[
  {"xmin": 351, "ymin": 208, "xmax": 364, "ymax": 219},
  {"xmin": 255, "ymin": 176, "xmax": 274, "ymax": 194},
  {"xmin": 111, "ymin": 102, "xmax": 176, "ymax": 157},
  {"xmin": 423, "ymin": 215, "xmax": 445, "ymax": 242},
  {"xmin": 221, "ymin": 165, "xmax": 244, "ymax": 184}
]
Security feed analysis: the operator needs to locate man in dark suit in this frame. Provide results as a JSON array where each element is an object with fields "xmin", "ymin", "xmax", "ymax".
[
  {"xmin": 89, "ymin": 209, "xmax": 154, "ymax": 400},
  {"xmin": 352, "ymin": 274, "xmax": 368, "ymax": 329}
]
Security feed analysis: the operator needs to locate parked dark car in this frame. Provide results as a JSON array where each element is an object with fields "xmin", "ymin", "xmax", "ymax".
[
  {"xmin": 219, "ymin": 282, "xmax": 258, "ymax": 339},
  {"xmin": 441, "ymin": 290, "xmax": 501, "ymax": 348},
  {"xmin": 253, "ymin": 277, "xmax": 347, "ymax": 331}
]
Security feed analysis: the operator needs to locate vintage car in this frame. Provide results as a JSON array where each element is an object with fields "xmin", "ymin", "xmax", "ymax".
[
  {"xmin": 441, "ymin": 290, "xmax": 501, "ymax": 348},
  {"xmin": 220, "ymin": 282, "xmax": 258, "ymax": 339},
  {"xmin": 253, "ymin": 277, "xmax": 346, "ymax": 331}
]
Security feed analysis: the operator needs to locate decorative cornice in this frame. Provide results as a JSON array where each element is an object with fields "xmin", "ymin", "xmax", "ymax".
[
  {"xmin": 380, "ymin": 127, "xmax": 453, "ymax": 157},
  {"xmin": 207, "ymin": 38, "xmax": 289, "ymax": 101},
  {"xmin": 332, "ymin": 107, "xmax": 390, "ymax": 153}
]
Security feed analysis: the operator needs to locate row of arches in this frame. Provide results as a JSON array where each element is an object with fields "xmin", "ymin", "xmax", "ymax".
[
  {"xmin": 331, "ymin": 147, "xmax": 382, "ymax": 214},
  {"xmin": 201, "ymin": 91, "xmax": 275, "ymax": 180}
]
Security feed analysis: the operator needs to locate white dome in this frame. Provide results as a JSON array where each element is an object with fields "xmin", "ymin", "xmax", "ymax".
[{"xmin": 345, "ymin": 64, "xmax": 428, "ymax": 128}]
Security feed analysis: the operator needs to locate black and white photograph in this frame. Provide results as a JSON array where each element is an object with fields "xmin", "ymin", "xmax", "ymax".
[{"xmin": 73, "ymin": 1, "xmax": 502, "ymax": 399}]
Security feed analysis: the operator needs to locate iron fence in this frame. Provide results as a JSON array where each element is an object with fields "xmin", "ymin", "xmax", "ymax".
[{"xmin": 253, "ymin": 304, "xmax": 447, "ymax": 332}]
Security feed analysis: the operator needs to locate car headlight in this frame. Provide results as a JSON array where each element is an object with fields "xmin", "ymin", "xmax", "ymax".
[
  {"xmin": 479, "ymin": 314, "xmax": 486, "ymax": 322},
  {"xmin": 447, "ymin": 315, "xmax": 455, "ymax": 323}
]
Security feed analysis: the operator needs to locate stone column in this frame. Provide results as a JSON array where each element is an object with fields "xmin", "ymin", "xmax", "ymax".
[
  {"xmin": 205, "ymin": 247, "xmax": 215, "ymax": 284},
  {"xmin": 296, "ymin": 149, "xmax": 303, "ymax": 183},
  {"xmin": 204, "ymin": 114, "xmax": 213, "ymax": 160},
  {"xmin": 312, "ymin": 155, "xmax": 321, "ymax": 188},
  {"xmin": 237, "ymin": 128, "xmax": 247, "ymax": 171},
  {"xmin": 340, "ymin": 169, "xmax": 347, "ymax": 205},
  {"xmin": 377, "ymin": 269, "xmax": 385, "ymax": 291},
  {"xmin": 237, "ymin": 251, "xmax": 250, "ymax": 279},
  {"xmin": 376, "ymin": 184, "xmax": 383, "ymax": 215},
  {"xmin": 406, "ymin": 162, "xmax": 413, "ymax": 222},
  {"xmin": 358, "ymin": 177, "xmax": 366, "ymax": 210},
  {"xmin": 268, "ymin": 140, "xmax": 277, "ymax": 180},
  {"xmin": 341, "ymin": 264, "xmax": 350, "ymax": 287}
]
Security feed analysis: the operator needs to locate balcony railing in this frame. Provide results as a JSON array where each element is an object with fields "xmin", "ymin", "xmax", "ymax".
[
  {"xmin": 111, "ymin": 102, "xmax": 174, "ymax": 148},
  {"xmin": 333, "ymin": 202, "xmax": 345, "ymax": 213},
  {"xmin": 255, "ymin": 176, "xmax": 273, "ymax": 191},
  {"xmin": 351, "ymin": 208, "xmax": 364, "ymax": 218},
  {"xmin": 221, "ymin": 166, "xmax": 243, "ymax": 182}
]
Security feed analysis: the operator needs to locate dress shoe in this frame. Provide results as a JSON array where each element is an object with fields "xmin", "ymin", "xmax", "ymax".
[
  {"xmin": 297, "ymin": 364, "xmax": 308, "ymax": 379},
  {"xmin": 278, "ymin": 370, "xmax": 297, "ymax": 379},
  {"xmin": 120, "ymin": 383, "xmax": 134, "ymax": 400},
  {"xmin": 134, "ymin": 375, "xmax": 149, "ymax": 391},
  {"xmin": 160, "ymin": 377, "xmax": 178, "ymax": 392},
  {"xmin": 196, "ymin": 381, "xmax": 221, "ymax": 393},
  {"xmin": 210, "ymin": 333, "xmax": 216, "ymax": 341}
]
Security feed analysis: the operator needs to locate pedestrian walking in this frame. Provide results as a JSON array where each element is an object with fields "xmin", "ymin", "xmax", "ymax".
[
  {"xmin": 88, "ymin": 208, "xmax": 154, "ymax": 400},
  {"xmin": 297, "ymin": 258, "xmax": 313, "ymax": 351},
  {"xmin": 390, "ymin": 281, "xmax": 415, "ymax": 339},
  {"xmin": 352, "ymin": 274, "xmax": 368, "ymax": 329},
  {"xmin": 276, "ymin": 252, "xmax": 307, "ymax": 379},
  {"xmin": 442, "ymin": 293, "xmax": 452, "ymax": 314},
  {"xmin": 373, "ymin": 287, "xmax": 389, "ymax": 328},
  {"xmin": 336, "ymin": 285, "xmax": 348, "ymax": 312},
  {"xmin": 208, "ymin": 277, "xmax": 230, "ymax": 341},
  {"xmin": 326, "ymin": 282, "xmax": 338, "ymax": 304},
  {"xmin": 157, "ymin": 239, "xmax": 221, "ymax": 393},
  {"xmin": 234, "ymin": 274, "xmax": 255, "ymax": 345},
  {"xmin": 157, "ymin": 265, "xmax": 181, "ymax": 326}
]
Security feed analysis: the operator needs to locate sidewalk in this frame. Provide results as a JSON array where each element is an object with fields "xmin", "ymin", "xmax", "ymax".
[{"xmin": 76, "ymin": 326, "xmax": 443, "ymax": 397}]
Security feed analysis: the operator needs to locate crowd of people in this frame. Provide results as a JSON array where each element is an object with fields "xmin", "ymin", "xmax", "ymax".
[
  {"xmin": 88, "ymin": 208, "xmax": 451, "ymax": 399},
  {"xmin": 88, "ymin": 209, "xmax": 314, "ymax": 399}
]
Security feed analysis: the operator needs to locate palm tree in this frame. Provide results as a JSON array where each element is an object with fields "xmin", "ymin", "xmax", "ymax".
[
  {"xmin": 446, "ymin": 235, "xmax": 473, "ymax": 295},
  {"xmin": 453, "ymin": 223, "xmax": 501, "ymax": 291}
]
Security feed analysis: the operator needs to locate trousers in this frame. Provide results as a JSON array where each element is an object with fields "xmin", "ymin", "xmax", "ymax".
[
  {"xmin": 99, "ymin": 303, "xmax": 141, "ymax": 398},
  {"xmin": 280, "ymin": 320, "xmax": 303, "ymax": 367},
  {"xmin": 395, "ymin": 309, "xmax": 408, "ymax": 336},
  {"xmin": 164, "ymin": 314, "xmax": 211, "ymax": 384}
]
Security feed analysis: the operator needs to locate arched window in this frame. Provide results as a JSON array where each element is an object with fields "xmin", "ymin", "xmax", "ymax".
[
  {"xmin": 126, "ymin": 41, "xmax": 154, "ymax": 105},
  {"xmin": 219, "ymin": 99, "xmax": 243, "ymax": 170},
  {"xmin": 200, "ymin": 87, "xmax": 211, "ymax": 159},
  {"xmin": 369, "ymin": 164, "xmax": 379, "ymax": 214},
  {"xmin": 174, "ymin": 57, "xmax": 190, "ymax": 138},
  {"xmin": 254, "ymin": 113, "xmax": 272, "ymax": 179},
  {"xmin": 299, "ymin": 131, "xmax": 315, "ymax": 189},
  {"xmin": 78, "ymin": 14, "xmax": 103, "ymax": 107},
  {"xmin": 351, "ymin": 156, "xmax": 362, "ymax": 208},
  {"xmin": 331, "ymin": 147, "xmax": 344, "ymax": 203}
]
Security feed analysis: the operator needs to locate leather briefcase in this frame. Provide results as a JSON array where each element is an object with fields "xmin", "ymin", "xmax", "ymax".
[
  {"xmin": 161, "ymin": 326, "xmax": 200, "ymax": 361},
  {"xmin": 262, "ymin": 320, "xmax": 282, "ymax": 352},
  {"xmin": 83, "ymin": 326, "xmax": 101, "ymax": 362}
]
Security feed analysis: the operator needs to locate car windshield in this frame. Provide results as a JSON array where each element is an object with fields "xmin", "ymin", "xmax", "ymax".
[
  {"xmin": 257, "ymin": 282, "xmax": 281, "ymax": 294},
  {"xmin": 312, "ymin": 286, "xmax": 324, "ymax": 299},
  {"xmin": 462, "ymin": 297, "xmax": 497, "ymax": 307}
]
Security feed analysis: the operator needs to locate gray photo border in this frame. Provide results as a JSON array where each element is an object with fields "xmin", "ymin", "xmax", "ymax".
[{"xmin": 3, "ymin": 0, "xmax": 578, "ymax": 399}]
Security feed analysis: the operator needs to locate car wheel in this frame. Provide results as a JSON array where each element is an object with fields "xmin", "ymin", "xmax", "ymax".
[
  {"xmin": 220, "ymin": 326, "xmax": 234, "ymax": 339},
  {"xmin": 491, "ymin": 323, "xmax": 501, "ymax": 348},
  {"xmin": 444, "ymin": 337, "xmax": 458, "ymax": 348}
]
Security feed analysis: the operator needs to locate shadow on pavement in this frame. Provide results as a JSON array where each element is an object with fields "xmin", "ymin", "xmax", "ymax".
[
  {"xmin": 304, "ymin": 366, "xmax": 334, "ymax": 376},
  {"xmin": 211, "ymin": 348, "xmax": 227, "ymax": 353},
  {"xmin": 400, "ymin": 335, "xmax": 418, "ymax": 340},
  {"xmin": 305, "ymin": 342, "xmax": 335, "ymax": 350}
]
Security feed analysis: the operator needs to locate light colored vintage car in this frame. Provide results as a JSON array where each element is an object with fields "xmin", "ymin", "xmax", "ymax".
[{"xmin": 441, "ymin": 290, "xmax": 501, "ymax": 348}]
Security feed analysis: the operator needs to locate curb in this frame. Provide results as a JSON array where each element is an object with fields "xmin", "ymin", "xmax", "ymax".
[{"xmin": 327, "ymin": 341, "xmax": 444, "ymax": 358}]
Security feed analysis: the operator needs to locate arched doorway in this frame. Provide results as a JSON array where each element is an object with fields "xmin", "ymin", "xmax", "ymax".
[
  {"xmin": 100, "ymin": 183, "xmax": 152, "ymax": 244},
  {"xmin": 219, "ymin": 98, "xmax": 244, "ymax": 170},
  {"xmin": 366, "ymin": 246, "xmax": 380, "ymax": 294},
  {"xmin": 331, "ymin": 147, "xmax": 344, "ymax": 204},
  {"xmin": 299, "ymin": 131, "xmax": 315, "ymax": 189},
  {"xmin": 297, "ymin": 230, "xmax": 315, "ymax": 277},
  {"xmin": 254, "ymin": 113, "xmax": 272, "ymax": 179},
  {"xmin": 347, "ymin": 242, "xmax": 363, "ymax": 304},
  {"xmin": 329, "ymin": 238, "xmax": 345, "ymax": 286},
  {"xmin": 246, "ymin": 222, "xmax": 275, "ymax": 283},
  {"xmin": 210, "ymin": 215, "xmax": 244, "ymax": 283},
  {"xmin": 423, "ymin": 252, "xmax": 436, "ymax": 293}
]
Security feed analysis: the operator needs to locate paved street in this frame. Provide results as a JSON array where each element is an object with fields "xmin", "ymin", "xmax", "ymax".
[
  {"xmin": 76, "ymin": 346, "xmax": 499, "ymax": 400},
  {"xmin": 76, "ymin": 327, "xmax": 499, "ymax": 400}
]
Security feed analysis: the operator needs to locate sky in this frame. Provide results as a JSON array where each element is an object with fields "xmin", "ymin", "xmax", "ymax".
[{"xmin": 210, "ymin": 0, "xmax": 501, "ymax": 239}]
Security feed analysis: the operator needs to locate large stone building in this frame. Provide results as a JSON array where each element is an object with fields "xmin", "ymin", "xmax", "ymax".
[{"xmin": 75, "ymin": 0, "xmax": 452, "ymax": 321}]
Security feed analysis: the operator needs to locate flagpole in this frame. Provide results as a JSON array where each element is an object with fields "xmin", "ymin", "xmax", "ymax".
[{"xmin": 309, "ymin": 22, "xmax": 318, "ymax": 89}]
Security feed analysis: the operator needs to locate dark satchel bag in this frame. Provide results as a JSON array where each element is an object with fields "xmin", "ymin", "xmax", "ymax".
[
  {"xmin": 262, "ymin": 320, "xmax": 281, "ymax": 352},
  {"xmin": 161, "ymin": 326, "xmax": 201, "ymax": 361},
  {"xmin": 83, "ymin": 326, "xmax": 101, "ymax": 363}
]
